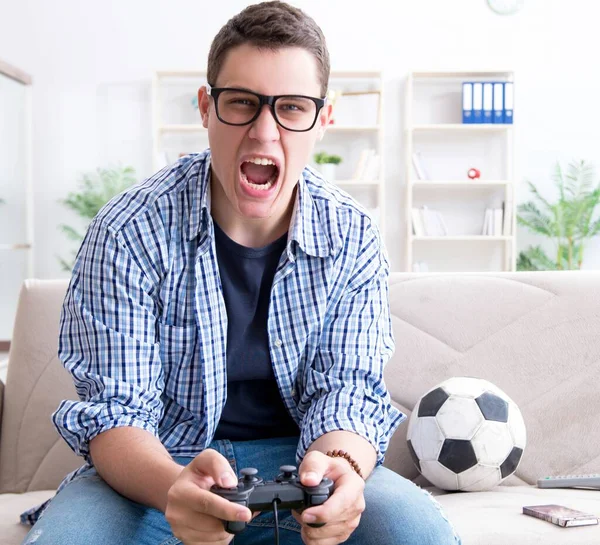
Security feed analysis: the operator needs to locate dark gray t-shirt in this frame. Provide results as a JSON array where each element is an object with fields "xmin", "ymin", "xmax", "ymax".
[{"xmin": 212, "ymin": 221, "xmax": 299, "ymax": 441}]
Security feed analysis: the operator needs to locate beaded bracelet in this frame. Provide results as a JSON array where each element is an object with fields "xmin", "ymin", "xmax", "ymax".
[{"xmin": 326, "ymin": 449, "xmax": 364, "ymax": 479}]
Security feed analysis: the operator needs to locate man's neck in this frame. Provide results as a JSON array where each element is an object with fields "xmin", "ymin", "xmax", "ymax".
[
  {"xmin": 210, "ymin": 179, "xmax": 295, "ymax": 249},
  {"xmin": 213, "ymin": 214, "xmax": 290, "ymax": 248}
]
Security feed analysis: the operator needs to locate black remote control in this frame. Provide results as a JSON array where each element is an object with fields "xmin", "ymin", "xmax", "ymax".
[{"xmin": 210, "ymin": 465, "xmax": 334, "ymax": 534}]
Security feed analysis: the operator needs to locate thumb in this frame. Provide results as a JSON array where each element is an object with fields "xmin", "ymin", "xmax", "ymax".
[
  {"xmin": 299, "ymin": 451, "xmax": 329, "ymax": 487},
  {"xmin": 189, "ymin": 448, "xmax": 238, "ymax": 489}
]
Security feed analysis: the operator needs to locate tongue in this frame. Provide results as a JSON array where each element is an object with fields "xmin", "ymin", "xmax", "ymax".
[{"xmin": 241, "ymin": 162, "xmax": 277, "ymax": 184}]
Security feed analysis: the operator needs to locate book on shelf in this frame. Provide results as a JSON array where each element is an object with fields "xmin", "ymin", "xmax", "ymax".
[
  {"xmin": 411, "ymin": 151, "xmax": 430, "ymax": 181},
  {"xmin": 411, "ymin": 208, "xmax": 425, "ymax": 236},
  {"xmin": 352, "ymin": 148, "xmax": 379, "ymax": 181},
  {"xmin": 462, "ymin": 80, "xmax": 514, "ymax": 124},
  {"xmin": 502, "ymin": 199, "xmax": 513, "ymax": 236},
  {"xmin": 330, "ymin": 89, "xmax": 380, "ymax": 126},
  {"xmin": 482, "ymin": 204, "xmax": 510, "ymax": 236},
  {"xmin": 411, "ymin": 206, "xmax": 447, "ymax": 236}
]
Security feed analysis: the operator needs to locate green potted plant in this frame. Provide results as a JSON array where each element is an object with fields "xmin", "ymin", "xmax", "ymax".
[
  {"xmin": 57, "ymin": 165, "xmax": 137, "ymax": 271},
  {"xmin": 517, "ymin": 159, "xmax": 600, "ymax": 270},
  {"xmin": 314, "ymin": 151, "xmax": 342, "ymax": 181}
]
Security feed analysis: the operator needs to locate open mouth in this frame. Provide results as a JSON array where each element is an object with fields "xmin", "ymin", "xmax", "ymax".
[{"xmin": 240, "ymin": 157, "xmax": 280, "ymax": 191}]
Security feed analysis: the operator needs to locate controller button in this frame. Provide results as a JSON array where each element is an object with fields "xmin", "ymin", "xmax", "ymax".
[{"xmin": 310, "ymin": 494, "xmax": 329, "ymax": 506}]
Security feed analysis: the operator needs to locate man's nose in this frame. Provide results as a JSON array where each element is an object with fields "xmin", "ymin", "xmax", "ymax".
[{"xmin": 248, "ymin": 104, "xmax": 281, "ymax": 142}]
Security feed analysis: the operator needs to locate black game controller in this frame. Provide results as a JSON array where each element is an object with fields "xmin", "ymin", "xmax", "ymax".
[{"xmin": 210, "ymin": 465, "xmax": 334, "ymax": 534}]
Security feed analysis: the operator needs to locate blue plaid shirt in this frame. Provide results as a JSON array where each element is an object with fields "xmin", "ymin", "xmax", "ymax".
[{"xmin": 22, "ymin": 150, "xmax": 404, "ymax": 524}]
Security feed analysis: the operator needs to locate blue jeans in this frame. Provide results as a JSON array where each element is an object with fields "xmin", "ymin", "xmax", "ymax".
[{"xmin": 22, "ymin": 436, "xmax": 460, "ymax": 545}]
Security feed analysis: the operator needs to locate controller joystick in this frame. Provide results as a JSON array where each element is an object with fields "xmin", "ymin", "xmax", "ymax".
[
  {"xmin": 276, "ymin": 465, "xmax": 298, "ymax": 482},
  {"xmin": 210, "ymin": 465, "xmax": 334, "ymax": 535}
]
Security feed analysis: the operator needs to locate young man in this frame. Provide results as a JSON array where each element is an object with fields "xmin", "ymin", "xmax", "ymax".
[{"xmin": 22, "ymin": 2, "xmax": 460, "ymax": 544}]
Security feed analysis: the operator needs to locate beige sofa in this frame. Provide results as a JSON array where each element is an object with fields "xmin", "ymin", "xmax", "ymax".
[{"xmin": 1, "ymin": 272, "xmax": 599, "ymax": 545}]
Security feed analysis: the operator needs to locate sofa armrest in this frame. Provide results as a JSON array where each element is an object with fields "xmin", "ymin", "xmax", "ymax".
[{"xmin": 0, "ymin": 377, "xmax": 4, "ymax": 436}]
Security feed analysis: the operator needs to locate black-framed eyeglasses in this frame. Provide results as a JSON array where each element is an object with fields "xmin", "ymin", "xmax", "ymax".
[{"xmin": 206, "ymin": 84, "xmax": 326, "ymax": 132}]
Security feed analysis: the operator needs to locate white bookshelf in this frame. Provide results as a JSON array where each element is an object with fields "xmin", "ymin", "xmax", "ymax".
[
  {"xmin": 0, "ymin": 60, "xmax": 33, "ymax": 343},
  {"xmin": 316, "ymin": 71, "xmax": 385, "ymax": 240},
  {"xmin": 152, "ymin": 70, "xmax": 386, "ymax": 243},
  {"xmin": 152, "ymin": 70, "xmax": 208, "ymax": 169},
  {"xmin": 404, "ymin": 69, "xmax": 516, "ymax": 273}
]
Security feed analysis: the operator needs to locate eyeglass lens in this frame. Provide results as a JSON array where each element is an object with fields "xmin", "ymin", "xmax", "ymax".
[{"xmin": 216, "ymin": 90, "xmax": 318, "ymax": 131}]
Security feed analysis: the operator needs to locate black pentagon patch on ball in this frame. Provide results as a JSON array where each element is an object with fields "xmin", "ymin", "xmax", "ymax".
[
  {"xmin": 418, "ymin": 387, "xmax": 449, "ymax": 417},
  {"xmin": 475, "ymin": 391, "xmax": 509, "ymax": 422},
  {"xmin": 407, "ymin": 439, "xmax": 421, "ymax": 472},
  {"xmin": 439, "ymin": 439, "xmax": 477, "ymax": 474},
  {"xmin": 500, "ymin": 446, "xmax": 523, "ymax": 478}
]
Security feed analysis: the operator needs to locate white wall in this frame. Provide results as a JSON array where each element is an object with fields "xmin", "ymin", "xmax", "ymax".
[{"xmin": 1, "ymin": 0, "xmax": 599, "ymax": 277}]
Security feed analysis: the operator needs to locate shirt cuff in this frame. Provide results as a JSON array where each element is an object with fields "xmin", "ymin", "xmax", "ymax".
[
  {"xmin": 52, "ymin": 399, "xmax": 159, "ymax": 463},
  {"xmin": 297, "ymin": 386, "xmax": 405, "ymax": 467}
]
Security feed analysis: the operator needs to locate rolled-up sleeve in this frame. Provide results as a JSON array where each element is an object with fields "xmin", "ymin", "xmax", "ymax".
[
  {"xmin": 299, "ymin": 219, "xmax": 405, "ymax": 466},
  {"xmin": 53, "ymin": 218, "xmax": 164, "ymax": 462}
]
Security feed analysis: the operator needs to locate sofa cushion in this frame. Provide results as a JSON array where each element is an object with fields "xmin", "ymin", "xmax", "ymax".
[
  {"xmin": 434, "ymin": 485, "xmax": 600, "ymax": 545},
  {"xmin": 384, "ymin": 272, "xmax": 600, "ymax": 485},
  {"xmin": 0, "ymin": 490, "xmax": 55, "ymax": 545}
]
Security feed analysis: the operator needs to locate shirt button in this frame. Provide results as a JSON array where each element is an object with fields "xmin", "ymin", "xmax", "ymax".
[
  {"xmin": 275, "ymin": 339, "xmax": 283, "ymax": 348},
  {"xmin": 291, "ymin": 388, "xmax": 296, "ymax": 397}
]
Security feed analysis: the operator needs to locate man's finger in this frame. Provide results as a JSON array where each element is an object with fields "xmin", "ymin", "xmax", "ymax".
[
  {"xmin": 301, "ymin": 472, "xmax": 364, "ymax": 523},
  {"xmin": 172, "ymin": 479, "xmax": 252, "ymax": 523},
  {"xmin": 301, "ymin": 520, "xmax": 352, "ymax": 545},
  {"xmin": 189, "ymin": 448, "xmax": 239, "ymax": 488},
  {"xmin": 298, "ymin": 450, "xmax": 330, "ymax": 486}
]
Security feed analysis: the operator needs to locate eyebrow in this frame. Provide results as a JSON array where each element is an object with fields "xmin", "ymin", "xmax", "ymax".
[
  {"xmin": 216, "ymin": 84, "xmax": 318, "ymax": 97},
  {"xmin": 218, "ymin": 84, "xmax": 256, "ymax": 92}
]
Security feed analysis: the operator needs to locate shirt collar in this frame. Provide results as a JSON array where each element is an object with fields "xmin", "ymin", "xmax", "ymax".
[
  {"xmin": 186, "ymin": 152, "xmax": 211, "ymax": 243},
  {"xmin": 287, "ymin": 172, "xmax": 332, "ymax": 260},
  {"xmin": 187, "ymin": 151, "xmax": 332, "ymax": 259}
]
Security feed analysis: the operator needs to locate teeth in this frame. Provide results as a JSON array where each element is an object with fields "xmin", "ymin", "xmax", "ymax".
[
  {"xmin": 246, "ymin": 157, "xmax": 275, "ymax": 166},
  {"xmin": 241, "ymin": 170, "xmax": 278, "ymax": 191}
]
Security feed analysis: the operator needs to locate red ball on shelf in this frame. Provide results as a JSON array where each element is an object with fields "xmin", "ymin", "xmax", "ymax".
[{"xmin": 467, "ymin": 168, "xmax": 481, "ymax": 179}]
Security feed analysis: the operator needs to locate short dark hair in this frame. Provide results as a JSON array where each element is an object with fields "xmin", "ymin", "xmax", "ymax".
[{"xmin": 207, "ymin": 1, "xmax": 330, "ymax": 97}]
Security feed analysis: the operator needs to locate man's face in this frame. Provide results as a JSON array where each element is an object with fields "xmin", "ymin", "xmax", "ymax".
[{"xmin": 198, "ymin": 44, "xmax": 330, "ymax": 227}]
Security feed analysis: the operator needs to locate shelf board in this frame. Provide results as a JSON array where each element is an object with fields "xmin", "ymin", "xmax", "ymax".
[
  {"xmin": 410, "ymin": 124, "xmax": 513, "ymax": 132},
  {"xmin": 412, "ymin": 236, "xmax": 512, "ymax": 242},
  {"xmin": 159, "ymin": 124, "xmax": 206, "ymax": 132},
  {"xmin": 335, "ymin": 179, "xmax": 379, "ymax": 186},
  {"xmin": 0, "ymin": 243, "xmax": 32, "ymax": 251},
  {"xmin": 411, "ymin": 70, "xmax": 513, "ymax": 79},
  {"xmin": 411, "ymin": 180, "xmax": 512, "ymax": 187}
]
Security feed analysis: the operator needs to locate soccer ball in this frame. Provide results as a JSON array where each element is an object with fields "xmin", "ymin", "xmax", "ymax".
[{"xmin": 407, "ymin": 377, "xmax": 526, "ymax": 492}]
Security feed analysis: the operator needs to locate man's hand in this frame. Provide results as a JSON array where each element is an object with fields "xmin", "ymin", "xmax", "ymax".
[
  {"xmin": 292, "ymin": 451, "xmax": 366, "ymax": 545},
  {"xmin": 165, "ymin": 449, "xmax": 252, "ymax": 545}
]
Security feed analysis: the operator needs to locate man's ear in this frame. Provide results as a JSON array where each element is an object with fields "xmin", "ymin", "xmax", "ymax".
[
  {"xmin": 198, "ymin": 86, "xmax": 210, "ymax": 128},
  {"xmin": 317, "ymin": 102, "xmax": 333, "ymax": 141}
]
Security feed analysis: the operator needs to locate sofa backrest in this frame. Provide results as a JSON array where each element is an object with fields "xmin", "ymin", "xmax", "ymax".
[
  {"xmin": 2, "ymin": 272, "xmax": 599, "ymax": 493},
  {"xmin": 0, "ymin": 279, "xmax": 79, "ymax": 493},
  {"xmin": 383, "ymin": 271, "xmax": 600, "ymax": 486}
]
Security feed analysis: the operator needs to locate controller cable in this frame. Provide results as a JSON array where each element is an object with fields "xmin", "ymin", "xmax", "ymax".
[{"xmin": 272, "ymin": 498, "xmax": 280, "ymax": 545}]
